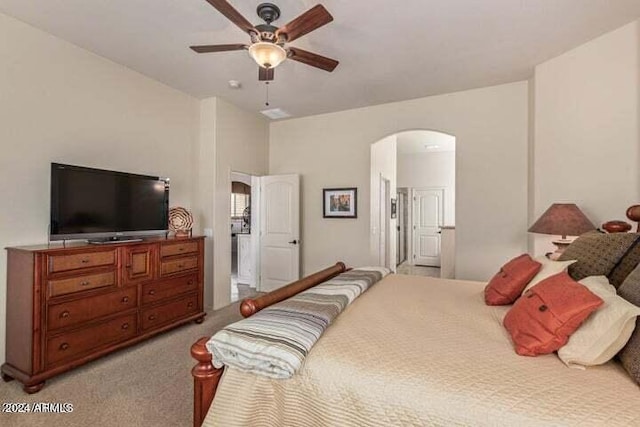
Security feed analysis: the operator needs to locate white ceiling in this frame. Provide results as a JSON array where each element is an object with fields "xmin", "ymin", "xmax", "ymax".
[
  {"xmin": 2, "ymin": 1, "xmax": 639, "ymax": 119},
  {"xmin": 396, "ymin": 131, "xmax": 455, "ymax": 154}
]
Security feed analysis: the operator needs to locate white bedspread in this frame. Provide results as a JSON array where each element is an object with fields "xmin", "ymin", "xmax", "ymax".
[{"xmin": 204, "ymin": 274, "xmax": 640, "ymax": 426}]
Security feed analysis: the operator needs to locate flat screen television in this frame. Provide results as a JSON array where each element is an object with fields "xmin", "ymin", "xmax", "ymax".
[{"xmin": 50, "ymin": 163, "xmax": 169, "ymax": 242}]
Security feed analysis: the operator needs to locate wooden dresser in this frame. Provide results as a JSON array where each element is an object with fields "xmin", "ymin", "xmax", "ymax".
[{"xmin": 1, "ymin": 236, "xmax": 205, "ymax": 393}]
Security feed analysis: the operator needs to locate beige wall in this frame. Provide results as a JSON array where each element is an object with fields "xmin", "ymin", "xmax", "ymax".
[
  {"xmin": 370, "ymin": 135, "xmax": 397, "ymax": 268},
  {"xmin": 269, "ymin": 81, "xmax": 530, "ymax": 280},
  {"xmin": 533, "ymin": 20, "xmax": 640, "ymax": 255},
  {"xmin": 397, "ymin": 151, "xmax": 456, "ymax": 227},
  {"xmin": 0, "ymin": 13, "xmax": 199, "ymax": 365},
  {"xmin": 201, "ymin": 98, "xmax": 269, "ymax": 310},
  {"xmin": 193, "ymin": 98, "xmax": 217, "ymax": 307}
]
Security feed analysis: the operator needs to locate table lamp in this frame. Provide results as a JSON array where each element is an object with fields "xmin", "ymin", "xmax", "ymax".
[{"xmin": 528, "ymin": 203, "xmax": 596, "ymax": 259}]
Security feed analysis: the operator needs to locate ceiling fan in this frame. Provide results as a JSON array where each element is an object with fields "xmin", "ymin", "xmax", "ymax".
[{"xmin": 190, "ymin": 0, "xmax": 339, "ymax": 81}]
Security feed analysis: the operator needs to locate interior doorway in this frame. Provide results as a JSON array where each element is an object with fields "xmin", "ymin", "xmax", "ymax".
[
  {"xmin": 230, "ymin": 171, "xmax": 256, "ymax": 302},
  {"xmin": 396, "ymin": 189, "xmax": 409, "ymax": 265},
  {"xmin": 370, "ymin": 130, "xmax": 456, "ymax": 277},
  {"xmin": 379, "ymin": 177, "xmax": 391, "ymax": 269},
  {"xmin": 229, "ymin": 172, "xmax": 302, "ymax": 302}
]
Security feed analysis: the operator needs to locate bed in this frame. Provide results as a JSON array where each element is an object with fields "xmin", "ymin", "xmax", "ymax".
[{"xmin": 191, "ymin": 211, "xmax": 640, "ymax": 427}]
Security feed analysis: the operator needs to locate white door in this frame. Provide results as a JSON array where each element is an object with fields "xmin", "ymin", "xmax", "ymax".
[
  {"xmin": 259, "ymin": 174, "xmax": 300, "ymax": 292},
  {"xmin": 413, "ymin": 189, "xmax": 443, "ymax": 267}
]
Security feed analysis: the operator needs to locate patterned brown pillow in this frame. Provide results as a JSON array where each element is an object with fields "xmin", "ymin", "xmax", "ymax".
[
  {"xmin": 609, "ymin": 237, "xmax": 640, "ymax": 288},
  {"xmin": 558, "ymin": 231, "xmax": 640, "ymax": 281},
  {"xmin": 617, "ymin": 265, "xmax": 640, "ymax": 385}
]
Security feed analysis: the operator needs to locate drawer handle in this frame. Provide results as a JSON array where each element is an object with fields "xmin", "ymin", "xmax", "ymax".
[
  {"xmin": 187, "ymin": 302, "xmax": 194, "ymax": 308},
  {"xmin": 59, "ymin": 343, "xmax": 69, "ymax": 351},
  {"xmin": 122, "ymin": 296, "xmax": 130, "ymax": 303},
  {"xmin": 177, "ymin": 264, "xmax": 184, "ymax": 269},
  {"xmin": 178, "ymin": 247, "xmax": 185, "ymax": 252},
  {"xmin": 187, "ymin": 280, "xmax": 194, "ymax": 286},
  {"xmin": 80, "ymin": 281, "xmax": 91, "ymax": 287},
  {"xmin": 80, "ymin": 259, "xmax": 89, "ymax": 264},
  {"xmin": 121, "ymin": 323, "xmax": 130, "ymax": 330},
  {"xmin": 60, "ymin": 311, "xmax": 70, "ymax": 319},
  {"xmin": 148, "ymin": 290, "xmax": 156, "ymax": 296},
  {"xmin": 148, "ymin": 314, "xmax": 157, "ymax": 321}
]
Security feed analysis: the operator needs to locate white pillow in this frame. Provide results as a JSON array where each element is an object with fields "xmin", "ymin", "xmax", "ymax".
[
  {"xmin": 522, "ymin": 256, "xmax": 576, "ymax": 293},
  {"xmin": 557, "ymin": 275, "xmax": 640, "ymax": 368}
]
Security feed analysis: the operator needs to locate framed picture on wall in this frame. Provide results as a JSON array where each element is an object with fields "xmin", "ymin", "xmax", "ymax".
[{"xmin": 323, "ymin": 188, "xmax": 357, "ymax": 218}]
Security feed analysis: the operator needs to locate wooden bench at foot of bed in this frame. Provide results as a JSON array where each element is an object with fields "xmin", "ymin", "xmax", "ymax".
[{"xmin": 190, "ymin": 262, "xmax": 347, "ymax": 427}]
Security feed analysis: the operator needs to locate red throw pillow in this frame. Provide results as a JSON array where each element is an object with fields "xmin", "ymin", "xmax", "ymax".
[
  {"xmin": 503, "ymin": 272, "xmax": 603, "ymax": 356},
  {"xmin": 484, "ymin": 254, "xmax": 542, "ymax": 305}
]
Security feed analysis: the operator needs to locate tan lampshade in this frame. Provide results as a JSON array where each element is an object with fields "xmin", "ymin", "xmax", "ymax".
[{"xmin": 528, "ymin": 203, "xmax": 596, "ymax": 238}]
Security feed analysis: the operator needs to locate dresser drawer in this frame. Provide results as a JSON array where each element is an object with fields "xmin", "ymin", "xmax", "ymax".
[
  {"xmin": 48, "ymin": 250, "xmax": 116, "ymax": 274},
  {"xmin": 141, "ymin": 293, "xmax": 198, "ymax": 331},
  {"xmin": 46, "ymin": 314, "xmax": 136, "ymax": 367},
  {"xmin": 160, "ymin": 241, "xmax": 198, "ymax": 258},
  {"xmin": 141, "ymin": 274, "xmax": 198, "ymax": 305},
  {"xmin": 48, "ymin": 287, "xmax": 137, "ymax": 331},
  {"xmin": 48, "ymin": 271, "xmax": 116, "ymax": 297},
  {"xmin": 160, "ymin": 256, "xmax": 198, "ymax": 277}
]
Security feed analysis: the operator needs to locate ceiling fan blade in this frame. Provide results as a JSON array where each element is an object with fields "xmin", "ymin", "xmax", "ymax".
[
  {"xmin": 276, "ymin": 4, "xmax": 333, "ymax": 42},
  {"xmin": 205, "ymin": 0, "xmax": 255, "ymax": 34},
  {"xmin": 259, "ymin": 67, "xmax": 274, "ymax": 81},
  {"xmin": 288, "ymin": 47, "xmax": 338, "ymax": 72},
  {"xmin": 190, "ymin": 44, "xmax": 246, "ymax": 53}
]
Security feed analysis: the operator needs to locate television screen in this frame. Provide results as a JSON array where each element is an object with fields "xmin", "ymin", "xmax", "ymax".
[{"xmin": 50, "ymin": 163, "xmax": 169, "ymax": 241}]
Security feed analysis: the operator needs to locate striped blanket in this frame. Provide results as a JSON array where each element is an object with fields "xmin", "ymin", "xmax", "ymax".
[{"xmin": 206, "ymin": 267, "xmax": 390, "ymax": 379}]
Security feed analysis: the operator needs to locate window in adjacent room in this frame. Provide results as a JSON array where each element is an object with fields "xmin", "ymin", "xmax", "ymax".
[
  {"xmin": 231, "ymin": 182, "xmax": 251, "ymax": 218},
  {"xmin": 231, "ymin": 193, "xmax": 250, "ymax": 218}
]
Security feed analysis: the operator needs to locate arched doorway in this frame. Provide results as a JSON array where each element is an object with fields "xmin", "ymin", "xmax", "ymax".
[{"xmin": 370, "ymin": 130, "xmax": 456, "ymax": 277}]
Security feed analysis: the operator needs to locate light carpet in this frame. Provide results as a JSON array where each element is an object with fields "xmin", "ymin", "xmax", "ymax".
[{"xmin": 0, "ymin": 302, "xmax": 244, "ymax": 427}]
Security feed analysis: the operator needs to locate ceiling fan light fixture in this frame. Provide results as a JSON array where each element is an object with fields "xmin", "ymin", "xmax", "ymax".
[{"xmin": 248, "ymin": 42, "xmax": 287, "ymax": 69}]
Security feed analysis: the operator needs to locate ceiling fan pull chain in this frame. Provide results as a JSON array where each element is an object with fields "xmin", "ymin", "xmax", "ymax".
[{"xmin": 265, "ymin": 82, "xmax": 270, "ymax": 106}]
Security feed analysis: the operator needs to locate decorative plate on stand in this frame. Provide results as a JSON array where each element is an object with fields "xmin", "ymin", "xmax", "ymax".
[{"xmin": 168, "ymin": 207, "xmax": 193, "ymax": 237}]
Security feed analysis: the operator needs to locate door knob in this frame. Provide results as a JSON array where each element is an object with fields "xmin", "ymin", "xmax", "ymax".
[{"xmin": 288, "ymin": 239, "xmax": 299, "ymax": 245}]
